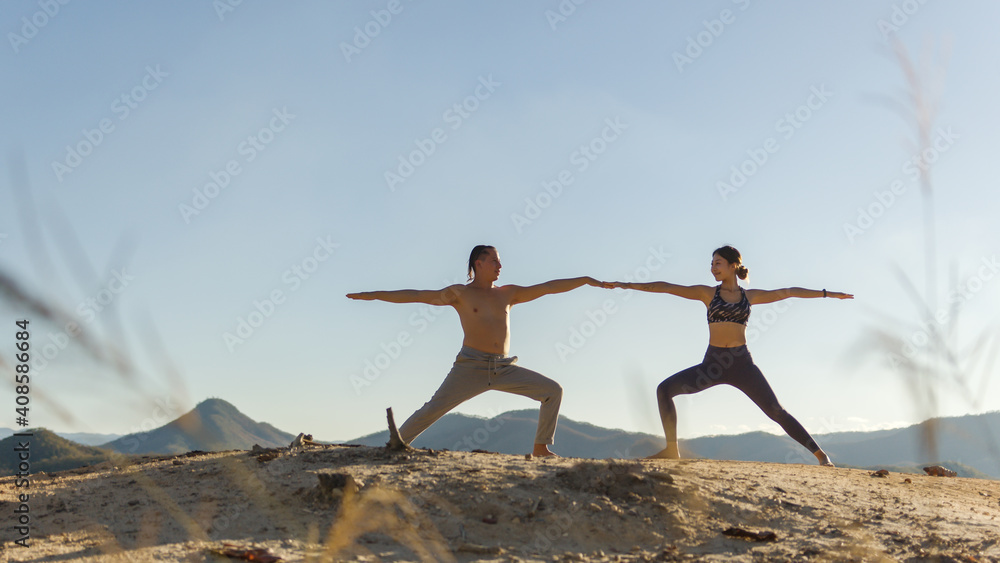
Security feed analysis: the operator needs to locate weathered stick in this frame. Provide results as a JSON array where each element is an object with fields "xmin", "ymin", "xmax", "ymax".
[{"xmin": 386, "ymin": 407, "xmax": 413, "ymax": 451}]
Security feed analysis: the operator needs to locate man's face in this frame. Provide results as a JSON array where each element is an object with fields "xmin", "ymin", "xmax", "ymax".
[{"xmin": 476, "ymin": 248, "xmax": 502, "ymax": 281}]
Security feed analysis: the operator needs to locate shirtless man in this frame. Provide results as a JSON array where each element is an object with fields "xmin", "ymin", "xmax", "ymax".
[{"xmin": 347, "ymin": 245, "xmax": 603, "ymax": 456}]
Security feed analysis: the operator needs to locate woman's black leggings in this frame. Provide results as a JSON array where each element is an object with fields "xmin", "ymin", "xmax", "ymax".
[{"xmin": 656, "ymin": 345, "xmax": 820, "ymax": 453}]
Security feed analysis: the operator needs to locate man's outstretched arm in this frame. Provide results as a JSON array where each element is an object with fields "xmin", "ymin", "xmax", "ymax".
[
  {"xmin": 510, "ymin": 277, "xmax": 602, "ymax": 305},
  {"xmin": 347, "ymin": 285, "xmax": 462, "ymax": 306}
]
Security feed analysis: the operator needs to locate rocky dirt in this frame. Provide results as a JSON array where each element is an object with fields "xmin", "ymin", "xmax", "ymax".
[{"xmin": 2, "ymin": 444, "xmax": 998, "ymax": 562}]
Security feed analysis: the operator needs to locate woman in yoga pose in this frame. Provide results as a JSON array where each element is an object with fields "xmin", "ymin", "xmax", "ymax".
[{"xmin": 609, "ymin": 245, "xmax": 852, "ymax": 466}]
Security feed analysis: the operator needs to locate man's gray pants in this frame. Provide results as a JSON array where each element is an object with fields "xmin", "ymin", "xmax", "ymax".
[{"xmin": 398, "ymin": 346, "xmax": 563, "ymax": 446}]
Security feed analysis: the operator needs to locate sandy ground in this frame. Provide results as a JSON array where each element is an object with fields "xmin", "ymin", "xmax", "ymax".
[{"xmin": 2, "ymin": 444, "xmax": 999, "ymax": 562}]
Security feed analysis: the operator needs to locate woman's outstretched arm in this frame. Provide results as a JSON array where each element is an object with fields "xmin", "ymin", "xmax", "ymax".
[
  {"xmin": 747, "ymin": 287, "xmax": 853, "ymax": 305},
  {"xmin": 347, "ymin": 285, "xmax": 463, "ymax": 306},
  {"xmin": 608, "ymin": 281, "xmax": 714, "ymax": 302}
]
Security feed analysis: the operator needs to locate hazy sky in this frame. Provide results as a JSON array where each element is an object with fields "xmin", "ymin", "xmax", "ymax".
[{"xmin": 2, "ymin": 1, "xmax": 998, "ymax": 451}]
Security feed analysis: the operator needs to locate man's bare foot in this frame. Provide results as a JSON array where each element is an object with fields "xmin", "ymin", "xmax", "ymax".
[
  {"xmin": 645, "ymin": 445, "xmax": 680, "ymax": 460},
  {"xmin": 815, "ymin": 450, "xmax": 834, "ymax": 467},
  {"xmin": 532, "ymin": 444, "xmax": 558, "ymax": 457}
]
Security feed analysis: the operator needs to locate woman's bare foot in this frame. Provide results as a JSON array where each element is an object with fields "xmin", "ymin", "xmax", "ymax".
[
  {"xmin": 532, "ymin": 444, "xmax": 558, "ymax": 457},
  {"xmin": 815, "ymin": 450, "xmax": 834, "ymax": 467},
  {"xmin": 645, "ymin": 444, "xmax": 680, "ymax": 460}
]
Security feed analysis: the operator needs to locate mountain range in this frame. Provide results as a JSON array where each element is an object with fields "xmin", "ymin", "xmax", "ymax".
[
  {"xmin": 349, "ymin": 409, "xmax": 1000, "ymax": 478},
  {"xmin": 0, "ymin": 427, "xmax": 120, "ymax": 445},
  {"xmin": 349, "ymin": 409, "xmax": 662, "ymax": 459},
  {"xmin": 684, "ymin": 413, "xmax": 1000, "ymax": 477},
  {"xmin": 3, "ymin": 399, "xmax": 997, "ymax": 479},
  {"xmin": 0, "ymin": 399, "xmax": 295, "ymax": 476}
]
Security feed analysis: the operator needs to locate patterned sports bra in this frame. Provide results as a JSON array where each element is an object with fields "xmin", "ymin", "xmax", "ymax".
[{"xmin": 707, "ymin": 285, "xmax": 750, "ymax": 325}]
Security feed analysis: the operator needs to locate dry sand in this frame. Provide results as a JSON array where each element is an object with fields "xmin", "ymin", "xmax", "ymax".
[{"xmin": 2, "ymin": 444, "xmax": 998, "ymax": 562}]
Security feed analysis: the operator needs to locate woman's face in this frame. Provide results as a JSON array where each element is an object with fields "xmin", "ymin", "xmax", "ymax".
[{"xmin": 710, "ymin": 253, "xmax": 736, "ymax": 281}]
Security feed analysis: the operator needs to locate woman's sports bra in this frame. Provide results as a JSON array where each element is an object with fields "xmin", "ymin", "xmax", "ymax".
[{"xmin": 707, "ymin": 285, "xmax": 750, "ymax": 325}]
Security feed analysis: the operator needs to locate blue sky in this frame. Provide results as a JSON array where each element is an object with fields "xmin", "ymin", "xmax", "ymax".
[{"xmin": 2, "ymin": 1, "xmax": 998, "ymax": 450}]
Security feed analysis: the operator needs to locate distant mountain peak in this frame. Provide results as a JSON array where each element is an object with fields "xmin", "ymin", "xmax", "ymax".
[
  {"xmin": 101, "ymin": 398, "xmax": 295, "ymax": 455},
  {"xmin": 194, "ymin": 397, "xmax": 240, "ymax": 413}
]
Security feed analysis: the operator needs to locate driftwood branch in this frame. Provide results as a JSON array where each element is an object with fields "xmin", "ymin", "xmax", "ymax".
[
  {"xmin": 288, "ymin": 433, "xmax": 315, "ymax": 450},
  {"xmin": 386, "ymin": 407, "xmax": 413, "ymax": 451}
]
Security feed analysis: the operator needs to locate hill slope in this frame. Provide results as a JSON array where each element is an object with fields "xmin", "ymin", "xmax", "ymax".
[
  {"xmin": 101, "ymin": 398, "xmax": 296, "ymax": 455},
  {"xmin": 0, "ymin": 429, "xmax": 114, "ymax": 475},
  {"xmin": 1, "ymin": 428, "xmax": 119, "ymax": 445}
]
